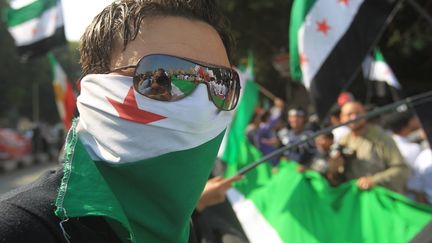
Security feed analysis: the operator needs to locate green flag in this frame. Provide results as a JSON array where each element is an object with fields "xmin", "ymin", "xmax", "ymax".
[
  {"xmin": 222, "ymin": 68, "xmax": 432, "ymax": 241},
  {"xmin": 227, "ymin": 160, "xmax": 432, "ymax": 242}
]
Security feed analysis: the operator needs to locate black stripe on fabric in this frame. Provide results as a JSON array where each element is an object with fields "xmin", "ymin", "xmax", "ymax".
[
  {"xmin": 309, "ymin": 0, "xmax": 398, "ymax": 120},
  {"xmin": 17, "ymin": 27, "xmax": 66, "ymax": 60}
]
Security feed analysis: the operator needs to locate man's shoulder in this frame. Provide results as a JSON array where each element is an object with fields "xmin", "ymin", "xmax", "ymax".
[
  {"xmin": 0, "ymin": 168, "xmax": 122, "ymax": 243},
  {"xmin": 366, "ymin": 125, "xmax": 393, "ymax": 143},
  {"xmin": 0, "ymin": 169, "xmax": 65, "ymax": 243}
]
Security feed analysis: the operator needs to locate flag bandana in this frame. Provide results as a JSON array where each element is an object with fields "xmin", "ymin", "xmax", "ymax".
[
  {"xmin": 55, "ymin": 74, "xmax": 232, "ymax": 242},
  {"xmin": 76, "ymin": 74, "xmax": 232, "ymax": 163}
]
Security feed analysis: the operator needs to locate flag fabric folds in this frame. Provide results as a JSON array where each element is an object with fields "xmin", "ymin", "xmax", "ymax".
[
  {"xmin": 362, "ymin": 49, "xmax": 401, "ymax": 89},
  {"xmin": 4, "ymin": 0, "xmax": 66, "ymax": 59},
  {"xmin": 55, "ymin": 74, "xmax": 233, "ymax": 242},
  {"xmin": 289, "ymin": 0, "xmax": 400, "ymax": 120},
  {"xmin": 222, "ymin": 74, "xmax": 432, "ymax": 242},
  {"xmin": 227, "ymin": 160, "xmax": 432, "ymax": 243},
  {"xmin": 48, "ymin": 53, "xmax": 76, "ymax": 129}
]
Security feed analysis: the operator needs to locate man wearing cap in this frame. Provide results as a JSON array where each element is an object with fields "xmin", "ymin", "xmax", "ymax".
[{"xmin": 278, "ymin": 106, "xmax": 316, "ymax": 165}]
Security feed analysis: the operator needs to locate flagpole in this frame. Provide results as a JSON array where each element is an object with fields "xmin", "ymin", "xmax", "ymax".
[
  {"xmin": 236, "ymin": 90, "xmax": 432, "ymax": 175},
  {"xmin": 405, "ymin": 0, "xmax": 432, "ymax": 27},
  {"xmin": 320, "ymin": 0, "xmax": 404, "ymax": 121},
  {"xmin": 255, "ymin": 83, "xmax": 277, "ymax": 101}
]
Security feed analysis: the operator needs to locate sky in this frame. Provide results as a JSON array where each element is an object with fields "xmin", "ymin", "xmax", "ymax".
[{"xmin": 62, "ymin": 0, "xmax": 115, "ymax": 41}]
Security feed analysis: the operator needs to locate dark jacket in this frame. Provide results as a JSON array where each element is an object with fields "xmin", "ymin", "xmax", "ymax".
[
  {"xmin": 0, "ymin": 169, "xmax": 248, "ymax": 243},
  {"xmin": 0, "ymin": 169, "xmax": 122, "ymax": 243}
]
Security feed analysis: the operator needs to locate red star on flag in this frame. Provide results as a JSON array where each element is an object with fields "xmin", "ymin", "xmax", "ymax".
[
  {"xmin": 338, "ymin": 0, "xmax": 349, "ymax": 5},
  {"xmin": 107, "ymin": 87, "xmax": 167, "ymax": 124},
  {"xmin": 300, "ymin": 53, "xmax": 308, "ymax": 67},
  {"xmin": 316, "ymin": 19, "xmax": 331, "ymax": 36}
]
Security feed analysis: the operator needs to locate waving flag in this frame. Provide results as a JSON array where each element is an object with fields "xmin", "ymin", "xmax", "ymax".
[
  {"xmin": 362, "ymin": 49, "xmax": 401, "ymax": 89},
  {"xmin": 289, "ymin": 0, "xmax": 400, "ymax": 120},
  {"xmin": 4, "ymin": 0, "xmax": 66, "ymax": 59},
  {"xmin": 227, "ymin": 160, "xmax": 432, "ymax": 243},
  {"xmin": 48, "ymin": 53, "xmax": 76, "ymax": 129}
]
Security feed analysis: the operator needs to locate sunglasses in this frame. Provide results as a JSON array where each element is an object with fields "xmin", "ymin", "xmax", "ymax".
[{"xmin": 111, "ymin": 54, "xmax": 241, "ymax": 111}]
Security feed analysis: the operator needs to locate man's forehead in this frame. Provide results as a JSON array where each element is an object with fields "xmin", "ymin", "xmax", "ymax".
[
  {"xmin": 110, "ymin": 16, "xmax": 229, "ymax": 70},
  {"xmin": 341, "ymin": 102, "xmax": 365, "ymax": 114}
]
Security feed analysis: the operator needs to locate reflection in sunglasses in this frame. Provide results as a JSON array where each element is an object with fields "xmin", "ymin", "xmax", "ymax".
[{"xmin": 130, "ymin": 54, "xmax": 240, "ymax": 110}]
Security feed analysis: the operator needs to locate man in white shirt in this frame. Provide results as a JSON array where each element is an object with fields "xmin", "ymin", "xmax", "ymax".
[
  {"xmin": 409, "ymin": 148, "xmax": 432, "ymax": 204},
  {"xmin": 384, "ymin": 111, "xmax": 421, "ymax": 168}
]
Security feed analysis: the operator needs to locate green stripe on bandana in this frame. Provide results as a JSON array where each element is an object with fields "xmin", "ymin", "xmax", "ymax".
[{"xmin": 56, "ymin": 119, "xmax": 225, "ymax": 243}]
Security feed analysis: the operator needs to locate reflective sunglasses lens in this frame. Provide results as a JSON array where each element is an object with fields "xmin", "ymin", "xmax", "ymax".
[
  {"xmin": 133, "ymin": 55, "xmax": 240, "ymax": 110},
  {"xmin": 133, "ymin": 55, "xmax": 199, "ymax": 101},
  {"xmin": 207, "ymin": 69, "xmax": 240, "ymax": 111}
]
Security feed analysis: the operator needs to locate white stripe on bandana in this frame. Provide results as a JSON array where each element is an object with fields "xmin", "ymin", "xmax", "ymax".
[{"xmin": 77, "ymin": 74, "xmax": 232, "ymax": 164}]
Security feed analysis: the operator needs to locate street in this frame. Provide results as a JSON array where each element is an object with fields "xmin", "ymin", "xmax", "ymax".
[{"xmin": 0, "ymin": 162, "xmax": 59, "ymax": 195}]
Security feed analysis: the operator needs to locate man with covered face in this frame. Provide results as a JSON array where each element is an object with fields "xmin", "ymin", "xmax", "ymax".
[
  {"xmin": 338, "ymin": 101, "xmax": 410, "ymax": 193},
  {"xmin": 0, "ymin": 1, "xmax": 241, "ymax": 242}
]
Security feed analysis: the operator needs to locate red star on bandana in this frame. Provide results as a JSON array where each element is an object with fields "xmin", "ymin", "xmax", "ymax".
[
  {"xmin": 107, "ymin": 87, "xmax": 166, "ymax": 124},
  {"xmin": 338, "ymin": 0, "xmax": 349, "ymax": 5},
  {"xmin": 316, "ymin": 19, "xmax": 331, "ymax": 36}
]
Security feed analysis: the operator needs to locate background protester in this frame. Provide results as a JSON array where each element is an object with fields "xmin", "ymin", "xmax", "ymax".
[
  {"xmin": 338, "ymin": 101, "xmax": 410, "ymax": 193},
  {"xmin": 328, "ymin": 106, "xmax": 350, "ymax": 143},
  {"xmin": 308, "ymin": 133, "xmax": 334, "ymax": 174},
  {"xmin": 277, "ymin": 107, "xmax": 316, "ymax": 166},
  {"xmin": 408, "ymin": 148, "xmax": 432, "ymax": 205},
  {"xmin": 383, "ymin": 110, "xmax": 421, "ymax": 167},
  {"xmin": 255, "ymin": 98, "xmax": 284, "ymax": 170},
  {"xmin": 245, "ymin": 112, "xmax": 261, "ymax": 147}
]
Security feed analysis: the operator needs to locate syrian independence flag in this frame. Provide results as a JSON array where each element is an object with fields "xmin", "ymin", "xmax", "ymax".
[
  {"xmin": 4, "ymin": 0, "xmax": 66, "ymax": 59},
  {"xmin": 226, "ymin": 159, "xmax": 432, "ymax": 243},
  {"xmin": 289, "ymin": 0, "xmax": 400, "ymax": 120},
  {"xmin": 48, "ymin": 53, "xmax": 76, "ymax": 129},
  {"xmin": 362, "ymin": 49, "xmax": 400, "ymax": 89},
  {"xmin": 55, "ymin": 74, "xmax": 232, "ymax": 242}
]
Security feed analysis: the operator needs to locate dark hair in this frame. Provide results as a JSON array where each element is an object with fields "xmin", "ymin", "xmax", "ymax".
[
  {"xmin": 260, "ymin": 110, "xmax": 272, "ymax": 123},
  {"xmin": 329, "ymin": 106, "xmax": 341, "ymax": 118},
  {"xmin": 153, "ymin": 68, "xmax": 171, "ymax": 90},
  {"xmin": 383, "ymin": 111, "xmax": 415, "ymax": 134},
  {"xmin": 80, "ymin": 0, "xmax": 234, "ymax": 76},
  {"xmin": 287, "ymin": 106, "xmax": 306, "ymax": 117}
]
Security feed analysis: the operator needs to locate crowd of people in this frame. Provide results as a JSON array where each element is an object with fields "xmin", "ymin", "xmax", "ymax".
[{"xmin": 247, "ymin": 95, "xmax": 431, "ymax": 205}]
